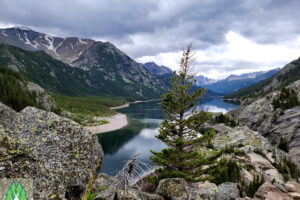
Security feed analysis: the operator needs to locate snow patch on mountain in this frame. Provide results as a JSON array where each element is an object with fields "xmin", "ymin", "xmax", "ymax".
[
  {"xmin": 14, "ymin": 26, "xmax": 31, "ymax": 31},
  {"xmin": 79, "ymin": 38, "xmax": 87, "ymax": 44},
  {"xmin": 24, "ymin": 33, "xmax": 38, "ymax": 49},
  {"xmin": 56, "ymin": 41, "xmax": 64, "ymax": 51},
  {"xmin": 45, "ymin": 35, "xmax": 55, "ymax": 51},
  {"xmin": 1, "ymin": 31, "xmax": 8, "ymax": 37}
]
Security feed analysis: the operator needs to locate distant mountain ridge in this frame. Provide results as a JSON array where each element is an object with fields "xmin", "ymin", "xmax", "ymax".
[
  {"xmin": 143, "ymin": 60, "xmax": 279, "ymax": 95},
  {"xmin": 226, "ymin": 57, "xmax": 300, "ymax": 99},
  {"xmin": 205, "ymin": 69, "xmax": 280, "ymax": 94},
  {"xmin": 142, "ymin": 62, "xmax": 173, "ymax": 75},
  {"xmin": 0, "ymin": 27, "xmax": 170, "ymax": 99},
  {"xmin": 194, "ymin": 75, "xmax": 217, "ymax": 86}
]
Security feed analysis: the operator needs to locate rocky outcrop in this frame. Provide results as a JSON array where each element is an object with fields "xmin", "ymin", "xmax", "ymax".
[
  {"xmin": 230, "ymin": 79, "xmax": 300, "ymax": 165},
  {"xmin": 189, "ymin": 181, "xmax": 218, "ymax": 200},
  {"xmin": 26, "ymin": 82, "xmax": 57, "ymax": 111},
  {"xmin": 0, "ymin": 106, "xmax": 103, "ymax": 199},
  {"xmin": 217, "ymin": 182, "xmax": 240, "ymax": 200},
  {"xmin": 212, "ymin": 126, "xmax": 295, "ymax": 185},
  {"xmin": 156, "ymin": 178, "xmax": 189, "ymax": 200},
  {"xmin": 254, "ymin": 182, "xmax": 294, "ymax": 200},
  {"xmin": 0, "ymin": 102, "xmax": 17, "ymax": 128},
  {"xmin": 92, "ymin": 124, "xmax": 297, "ymax": 200}
]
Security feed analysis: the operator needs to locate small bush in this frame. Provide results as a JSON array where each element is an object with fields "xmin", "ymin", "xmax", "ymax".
[
  {"xmin": 253, "ymin": 148, "xmax": 267, "ymax": 159},
  {"xmin": 234, "ymin": 149, "xmax": 246, "ymax": 156},
  {"xmin": 224, "ymin": 145, "xmax": 235, "ymax": 154},
  {"xmin": 205, "ymin": 159, "xmax": 241, "ymax": 185},
  {"xmin": 244, "ymin": 175, "xmax": 265, "ymax": 197},
  {"xmin": 278, "ymin": 137, "xmax": 289, "ymax": 152}
]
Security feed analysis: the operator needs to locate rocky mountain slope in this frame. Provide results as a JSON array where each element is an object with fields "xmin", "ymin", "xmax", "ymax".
[
  {"xmin": 230, "ymin": 79, "xmax": 300, "ymax": 165},
  {"xmin": 0, "ymin": 26, "xmax": 94, "ymax": 65},
  {"xmin": 0, "ymin": 27, "xmax": 170, "ymax": 99},
  {"xmin": 0, "ymin": 44, "xmax": 168, "ymax": 98},
  {"xmin": 226, "ymin": 57, "xmax": 300, "ymax": 166},
  {"xmin": 0, "ymin": 103, "xmax": 103, "ymax": 199},
  {"xmin": 226, "ymin": 57, "xmax": 300, "ymax": 99}
]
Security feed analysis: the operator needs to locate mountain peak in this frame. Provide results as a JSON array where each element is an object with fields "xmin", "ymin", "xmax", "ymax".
[
  {"xmin": 0, "ymin": 26, "xmax": 96, "ymax": 65},
  {"xmin": 12, "ymin": 26, "xmax": 32, "ymax": 31},
  {"xmin": 142, "ymin": 62, "xmax": 173, "ymax": 76}
]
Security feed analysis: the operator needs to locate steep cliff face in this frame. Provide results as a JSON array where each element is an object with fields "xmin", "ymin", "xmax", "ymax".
[
  {"xmin": 0, "ymin": 104, "xmax": 103, "ymax": 199},
  {"xmin": 231, "ymin": 79, "xmax": 300, "ymax": 164}
]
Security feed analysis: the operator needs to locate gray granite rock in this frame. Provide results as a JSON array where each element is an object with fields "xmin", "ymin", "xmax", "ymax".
[{"xmin": 0, "ymin": 106, "xmax": 103, "ymax": 199}]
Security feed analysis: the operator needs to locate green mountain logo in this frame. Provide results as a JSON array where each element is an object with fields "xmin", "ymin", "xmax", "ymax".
[{"xmin": 5, "ymin": 181, "xmax": 28, "ymax": 200}]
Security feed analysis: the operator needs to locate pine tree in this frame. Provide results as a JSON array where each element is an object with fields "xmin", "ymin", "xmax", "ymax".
[{"xmin": 150, "ymin": 44, "xmax": 210, "ymax": 180}]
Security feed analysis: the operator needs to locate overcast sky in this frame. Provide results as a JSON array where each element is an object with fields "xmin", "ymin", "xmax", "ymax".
[{"xmin": 1, "ymin": 0, "xmax": 300, "ymax": 79}]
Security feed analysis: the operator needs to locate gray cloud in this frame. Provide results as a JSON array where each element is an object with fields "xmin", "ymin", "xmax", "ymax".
[{"xmin": 1, "ymin": 0, "xmax": 300, "ymax": 77}]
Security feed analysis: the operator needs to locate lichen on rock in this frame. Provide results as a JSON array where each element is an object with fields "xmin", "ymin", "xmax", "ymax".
[{"xmin": 0, "ymin": 105, "xmax": 103, "ymax": 199}]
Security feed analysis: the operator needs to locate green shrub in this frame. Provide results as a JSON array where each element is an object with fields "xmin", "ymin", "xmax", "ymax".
[
  {"xmin": 215, "ymin": 113, "xmax": 237, "ymax": 127},
  {"xmin": 278, "ymin": 137, "xmax": 289, "ymax": 152},
  {"xmin": 234, "ymin": 149, "xmax": 246, "ymax": 156},
  {"xmin": 245, "ymin": 175, "xmax": 265, "ymax": 197},
  {"xmin": 253, "ymin": 148, "xmax": 267, "ymax": 159},
  {"xmin": 275, "ymin": 157, "xmax": 300, "ymax": 181},
  {"xmin": 224, "ymin": 145, "xmax": 235, "ymax": 154},
  {"xmin": 272, "ymin": 87, "xmax": 299, "ymax": 110},
  {"xmin": 205, "ymin": 159, "xmax": 241, "ymax": 185}
]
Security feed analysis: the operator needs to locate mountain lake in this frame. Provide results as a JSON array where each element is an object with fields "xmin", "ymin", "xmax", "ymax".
[{"xmin": 98, "ymin": 98, "xmax": 238, "ymax": 175}]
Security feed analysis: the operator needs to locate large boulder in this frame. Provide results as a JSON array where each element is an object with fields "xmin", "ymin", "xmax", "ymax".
[
  {"xmin": 156, "ymin": 178, "xmax": 188, "ymax": 200},
  {"xmin": 217, "ymin": 182, "xmax": 240, "ymax": 200},
  {"xmin": 189, "ymin": 181, "xmax": 218, "ymax": 200},
  {"xmin": 0, "ymin": 106, "xmax": 103, "ymax": 199},
  {"xmin": 254, "ymin": 182, "xmax": 292, "ymax": 200},
  {"xmin": 115, "ymin": 189, "xmax": 163, "ymax": 200}
]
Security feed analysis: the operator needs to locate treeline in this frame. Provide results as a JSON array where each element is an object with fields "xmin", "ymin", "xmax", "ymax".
[
  {"xmin": 272, "ymin": 87, "xmax": 299, "ymax": 110},
  {"xmin": 53, "ymin": 95, "xmax": 128, "ymax": 125},
  {"xmin": 215, "ymin": 113, "xmax": 237, "ymax": 127},
  {"xmin": 0, "ymin": 66, "xmax": 40, "ymax": 111}
]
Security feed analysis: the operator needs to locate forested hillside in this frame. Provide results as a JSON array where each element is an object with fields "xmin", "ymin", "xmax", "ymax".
[
  {"xmin": 0, "ymin": 44, "xmax": 169, "ymax": 99},
  {"xmin": 0, "ymin": 66, "xmax": 41, "ymax": 111}
]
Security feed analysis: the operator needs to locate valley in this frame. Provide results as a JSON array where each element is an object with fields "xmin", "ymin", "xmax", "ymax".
[{"xmin": 0, "ymin": 24, "xmax": 300, "ymax": 200}]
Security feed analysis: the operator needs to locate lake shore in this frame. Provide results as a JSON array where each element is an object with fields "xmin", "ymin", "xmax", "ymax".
[
  {"xmin": 85, "ymin": 113, "xmax": 128, "ymax": 134},
  {"xmin": 110, "ymin": 100, "xmax": 155, "ymax": 110},
  {"xmin": 86, "ymin": 100, "xmax": 156, "ymax": 134}
]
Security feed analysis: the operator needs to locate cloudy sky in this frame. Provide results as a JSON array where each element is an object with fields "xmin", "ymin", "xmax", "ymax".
[{"xmin": 1, "ymin": 0, "xmax": 300, "ymax": 79}]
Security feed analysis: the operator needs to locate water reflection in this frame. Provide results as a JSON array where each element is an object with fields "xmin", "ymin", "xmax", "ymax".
[
  {"xmin": 198, "ymin": 98, "xmax": 239, "ymax": 113},
  {"xmin": 98, "ymin": 98, "xmax": 238, "ymax": 175}
]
